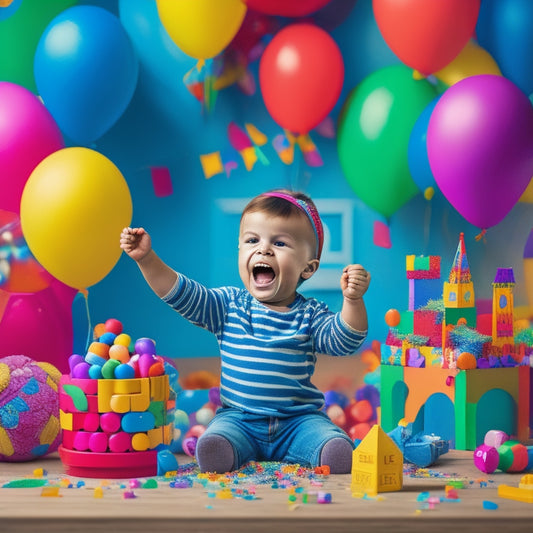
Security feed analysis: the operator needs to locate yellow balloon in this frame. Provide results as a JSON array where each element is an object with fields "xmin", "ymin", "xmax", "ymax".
[
  {"xmin": 519, "ymin": 177, "xmax": 533, "ymax": 204},
  {"xmin": 156, "ymin": 0, "xmax": 247, "ymax": 60},
  {"xmin": 435, "ymin": 40, "xmax": 502, "ymax": 87},
  {"xmin": 20, "ymin": 147, "xmax": 132, "ymax": 290}
]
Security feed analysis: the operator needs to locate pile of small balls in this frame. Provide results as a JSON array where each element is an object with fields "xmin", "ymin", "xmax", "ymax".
[{"xmin": 68, "ymin": 318, "xmax": 166, "ymax": 380}]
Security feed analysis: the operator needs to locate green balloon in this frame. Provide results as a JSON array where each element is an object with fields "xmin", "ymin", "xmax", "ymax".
[
  {"xmin": 0, "ymin": 0, "xmax": 77, "ymax": 93},
  {"xmin": 337, "ymin": 65, "xmax": 437, "ymax": 218}
]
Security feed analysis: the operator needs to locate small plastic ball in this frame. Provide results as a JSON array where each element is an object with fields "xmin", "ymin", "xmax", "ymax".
[
  {"xmin": 99, "ymin": 331, "xmax": 117, "ymax": 345},
  {"xmin": 208, "ymin": 386, "xmax": 221, "ymax": 406},
  {"xmin": 324, "ymin": 390, "xmax": 349, "ymax": 409},
  {"xmin": 474, "ymin": 444, "xmax": 499, "ymax": 473},
  {"xmin": 347, "ymin": 399, "xmax": 374, "ymax": 424},
  {"xmin": 114, "ymin": 333, "xmax": 132, "ymax": 348},
  {"xmin": 72, "ymin": 361, "xmax": 90, "ymax": 379},
  {"xmin": 348, "ymin": 422, "xmax": 372, "ymax": 442},
  {"xmin": 87, "ymin": 342, "xmax": 109, "ymax": 359},
  {"xmin": 385, "ymin": 308, "xmax": 401, "ymax": 327},
  {"xmin": 457, "ymin": 352, "xmax": 477, "ymax": 370},
  {"xmin": 195, "ymin": 406, "xmax": 215, "ymax": 426},
  {"xmin": 105, "ymin": 318, "xmax": 123, "ymax": 335},
  {"xmin": 135, "ymin": 337, "xmax": 156, "ymax": 356},
  {"xmin": 109, "ymin": 344, "xmax": 130, "ymax": 364},
  {"xmin": 182, "ymin": 436, "xmax": 197, "ymax": 457},
  {"xmin": 484, "ymin": 430, "xmax": 509, "ymax": 448},
  {"xmin": 68, "ymin": 354, "xmax": 84, "ymax": 373},
  {"xmin": 114, "ymin": 363, "xmax": 136, "ymax": 379},
  {"xmin": 326, "ymin": 404, "xmax": 346, "ymax": 428},
  {"xmin": 93, "ymin": 322, "xmax": 107, "ymax": 339}
]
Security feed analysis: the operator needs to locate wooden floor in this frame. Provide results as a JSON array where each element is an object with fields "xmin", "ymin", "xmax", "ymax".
[{"xmin": 0, "ymin": 450, "xmax": 531, "ymax": 532}]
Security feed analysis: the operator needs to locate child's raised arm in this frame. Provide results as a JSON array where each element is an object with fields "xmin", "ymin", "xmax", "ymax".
[
  {"xmin": 120, "ymin": 227, "xmax": 178, "ymax": 298},
  {"xmin": 340, "ymin": 264, "xmax": 370, "ymax": 332}
]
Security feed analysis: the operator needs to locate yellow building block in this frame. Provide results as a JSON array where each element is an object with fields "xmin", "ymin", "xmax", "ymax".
[
  {"xmin": 59, "ymin": 409, "xmax": 73, "ymax": 431},
  {"xmin": 113, "ymin": 378, "xmax": 144, "ymax": 395},
  {"xmin": 99, "ymin": 378, "xmax": 151, "ymax": 413},
  {"xmin": 351, "ymin": 425, "xmax": 403, "ymax": 497},
  {"xmin": 150, "ymin": 375, "xmax": 169, "ymax": 402},
  {"xmin": 147, "ymin": 427, "xmax": 164, "ymax": 449},
  {"xmin": 131, "ymin": 432, "xmax": 150, "ymax": 451}
]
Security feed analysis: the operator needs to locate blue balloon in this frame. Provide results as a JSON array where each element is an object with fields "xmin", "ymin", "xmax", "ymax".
[
  {"xmin": 408, "ymin": 96, "xmax": 440, "ymax": 200},
  {"xmin": 34, "ymin": 5, "xmax": 139, "ymax": 145},
  {"xmin": 476, "ymin": 0, "xmax": 533, "ymax": 96}
]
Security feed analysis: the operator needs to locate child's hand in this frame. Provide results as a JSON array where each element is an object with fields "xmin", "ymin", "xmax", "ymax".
[
  {"xmin": 120, "ymin": 227, "xmax": 152, "ymax": 262},
  {"xmin": 341, "ymin": 264, "xmax": 370, "ymax": 300}
]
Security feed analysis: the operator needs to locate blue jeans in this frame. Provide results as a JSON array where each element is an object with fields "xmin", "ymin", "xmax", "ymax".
[{"xmin": 198, "ymin": 406, "xmax": 354, "ymax": 469}]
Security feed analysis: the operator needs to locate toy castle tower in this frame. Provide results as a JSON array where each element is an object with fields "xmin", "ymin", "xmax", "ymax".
[
  {"xmin": 443, "ymin": 232, "xmax": 476, "ymax": 329},
  {"xmin": 405, "ymin": 254, "xmax": 441, "ymax": 310},
  {"xmin": 492, "ymin": 268, "xmax": 515, "ymax": 348}
]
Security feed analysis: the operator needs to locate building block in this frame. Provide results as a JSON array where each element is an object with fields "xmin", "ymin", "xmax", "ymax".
[
  {"xmin": 351, "ymin": 425, "xmax": 403, "ymax": 496},
  {"xmin": 131, "ymin": 432, "xmax": 150, "ymax": 451},
  {"xmin": 108, "ymin": 432, "xmax": 132, "ymax": 453},
  {"xmin": 413, "ymin": 310, "xmax": 442, "ymax": 347},
  {"xmin": 498, "ymin": 474, "xmax": 533, "ymax": 503},
  {"xmin": 60, "ymin": 410, "xmax": 73, "ymax": 431},
  {"xmin": 444, "ymin": 306, "xmax": 477, "ymax": 328},
  {"xmin": 121, "ymin": 411, "xmax": 156, "ymax": 433},
  {"xmin": 410, "ymin": 279, "xmax": 442, "ymax": 311},
  {"xmin": 150, "ymin": 375, "xmax": 170, "ymax": 402}
]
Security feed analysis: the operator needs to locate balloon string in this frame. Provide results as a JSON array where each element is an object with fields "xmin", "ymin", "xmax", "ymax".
[
  {"xmin": 475, "ymin": 229, "xmax": 487, "ymax": 242},
  {"xmin": 79, "ymin": 288, "xmax": 92, "ymax": 352},
  {"xmin": 424, "ymin": 199, "xmax": 432, "ymax": 253}
]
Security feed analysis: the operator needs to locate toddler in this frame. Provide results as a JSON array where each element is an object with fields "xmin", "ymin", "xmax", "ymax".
[{"xmin": 120, "ymin": 190, "xmax": 371, "ymax": 473}]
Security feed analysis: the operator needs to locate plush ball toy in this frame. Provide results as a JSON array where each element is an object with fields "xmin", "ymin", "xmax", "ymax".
[{"xmin": 0, "ymin": 355, "xmax": 62, "ymax": 462}]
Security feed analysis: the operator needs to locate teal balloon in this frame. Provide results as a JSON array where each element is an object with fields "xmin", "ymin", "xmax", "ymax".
[
  {"xmin": 337, "ymin": 65, "xmax": 437, "ymax": 218},
  {"xmin": 0, "ymin": 0, "xmax": 77, "ymax": 92}
]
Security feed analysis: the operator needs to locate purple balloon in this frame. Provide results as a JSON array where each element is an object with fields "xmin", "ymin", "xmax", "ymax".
[{"xmin": 427, "ymin": 74, "xmax": 533, "ymax": 229}]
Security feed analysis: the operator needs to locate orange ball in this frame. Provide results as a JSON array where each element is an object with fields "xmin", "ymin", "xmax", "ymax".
[
  {"xmin": 456, "ymin": 352, "xmax": 477, "ymax": 370},
  {"xmin": 385, "ymin": 308, "xmax": 401, "ymax": 327},
  {"xmin": 88, "ymin": 341, "xmax": 109, "ymax": 359},
  {"xmin": 109, "ymin": 344, "xmax": 130, "ymax": 364},
  {"xmin": 93, "ymin": 323, "xmax": 106, "ymax": 339}
]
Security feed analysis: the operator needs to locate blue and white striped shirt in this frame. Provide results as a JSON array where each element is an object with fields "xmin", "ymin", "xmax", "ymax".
[{"xmin": 163, "ymin": 274, "xmax": 367, "ymax": 417}]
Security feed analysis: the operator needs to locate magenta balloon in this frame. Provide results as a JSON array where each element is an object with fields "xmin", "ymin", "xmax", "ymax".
[
  {"xmin": 0, "ymin": 279, "xmax": 76, "ymax": 373},
  {"xmin": 0, "ymin": 82, "xmax": 64, "ymax": 214},
  {"xmin": 427, "ymin": 74, "xmax": 533, "ymax": 229}
]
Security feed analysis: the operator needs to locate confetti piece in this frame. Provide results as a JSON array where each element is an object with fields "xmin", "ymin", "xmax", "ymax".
[
  {"xmin": 150, "ymin": 167, "xmax": 173, "ymax": 198},
  {"xmin": 200, "ymin": 152, "xmax": 224, "ymax": 179}
]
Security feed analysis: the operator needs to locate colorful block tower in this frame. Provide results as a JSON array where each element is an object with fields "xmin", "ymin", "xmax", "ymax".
[
  {"xmin": 380, "ymin": 233, "xmax": 533, "ymax": 450},
  {"xmin": 443, "ymin": 232, "xmax": 476, "ymax": 328},
  {"xmin": 492, "ymin": 268, "xmax": 515, "ymax": 348},
  {"xmin": 351, "ymin": 425, "xmax": 403, "ymax": 496}
]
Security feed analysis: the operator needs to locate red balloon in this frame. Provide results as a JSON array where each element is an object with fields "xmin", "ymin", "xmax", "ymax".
[
  {"xmin": 259, "ymin": 23, "xmax": 344, "ymax": 134},
  {"xmin": 245, "ymin": 0, "xmax": 331, "ymax": 17},
  {"xmin": 373, "ymin": 0, "xmax": 480, "ymax": 75},
  {"xmin": 0, "ymin": 280, "xmax": 76, "ymax": 373}
]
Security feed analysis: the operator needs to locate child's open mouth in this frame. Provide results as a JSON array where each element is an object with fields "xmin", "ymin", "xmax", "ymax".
[{"xmin": 253, "ymin": 263, "xmax": 275, "ymax": 286}]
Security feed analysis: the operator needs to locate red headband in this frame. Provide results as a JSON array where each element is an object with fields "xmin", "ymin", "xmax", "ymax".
[{"xmin": 262, "ymin": 192, "xmax": 324, "ymax": 259}]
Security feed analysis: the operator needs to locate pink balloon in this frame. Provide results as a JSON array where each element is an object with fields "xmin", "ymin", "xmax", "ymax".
[
  {"xmin": 0, "ymin": 280, "xmax": 76, "ymax": 373},
  {"xmin": 0, "ymin": 82, "xmax": 64, "ymax": 214},
  {"xmin": 427, "ymin": 75, "xmax": 533, "ymax": 229}
]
